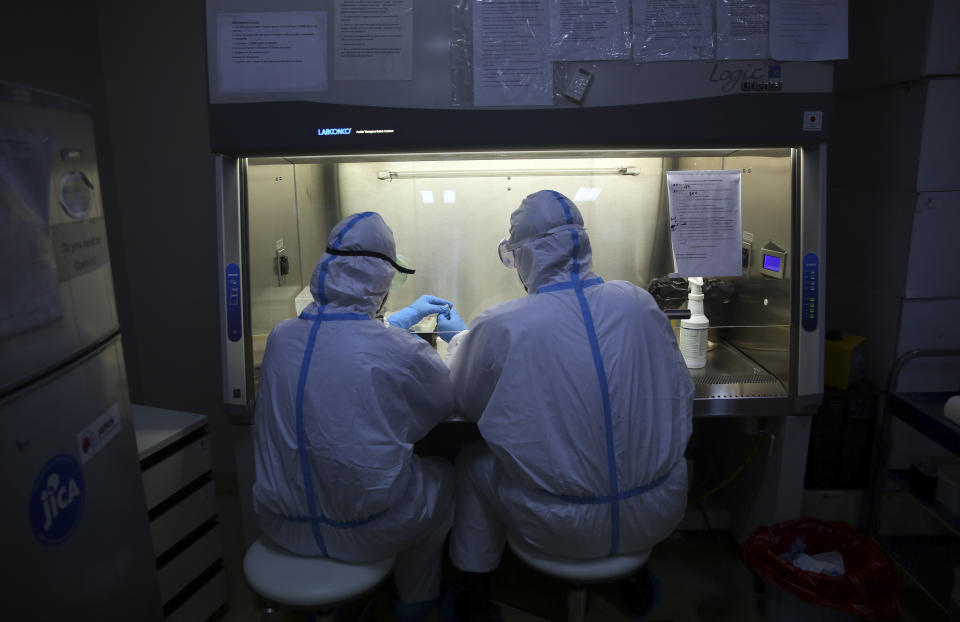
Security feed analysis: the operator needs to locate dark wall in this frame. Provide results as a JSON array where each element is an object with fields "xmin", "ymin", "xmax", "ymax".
[{"xmin": 95, "ymin": 0, "xmax": 230, "ymax": 470}]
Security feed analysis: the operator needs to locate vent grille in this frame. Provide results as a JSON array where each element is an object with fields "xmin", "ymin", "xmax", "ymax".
[{"xmin": 693, "ymin": 373, "xmax": 779, "ymax": 385}]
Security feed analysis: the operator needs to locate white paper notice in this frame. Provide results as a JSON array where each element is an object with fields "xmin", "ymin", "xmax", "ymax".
[
  {"xmin": 666, "ymin": 170, "xmax": 743, "ymax": 278},
  {"xmin": 335, "ymin": 0, "xmax": 413, "ymax": 80},
  {"xmin": 632, "ymin": 0, "xmax": 713, "ymax": 61},
  {"xmin": 0, "ymin": 128, "xmax": 62, "ymax": 340},
  {"xmin": 717, "ymin": 0, "xmax": 770, "ymax": 59},
  {"xmin": 770, "ymin": 0, "xmax": 848, "ymax": 61},
  {"xmin": 217, "ymin": 12, "xmax": 328, "ymax": 93},
  {"xmin": 474, "ymin": 0, "xmax": 553, "ymax": 107},
  {"xmin": 550, "ymin": 0, "xmax": 631, "ymax": 61}
]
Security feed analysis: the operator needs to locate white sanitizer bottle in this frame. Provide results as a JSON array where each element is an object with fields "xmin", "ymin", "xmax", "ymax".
[{"xmin": 679, "ymin": 277, "xmax": 709, "ymax": 369}]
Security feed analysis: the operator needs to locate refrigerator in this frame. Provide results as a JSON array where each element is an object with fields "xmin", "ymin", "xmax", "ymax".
[{"xmin": 0, "ymin": 82, "xmax": 162, "ymax": 620}]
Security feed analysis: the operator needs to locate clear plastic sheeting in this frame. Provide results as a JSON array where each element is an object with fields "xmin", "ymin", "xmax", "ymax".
[
  {"xmin": 549, "ymin": 0, "xmax": 631, "ymax": 61},
  {"xmin": 0, "ymin": 129, "xmax": 62, "ymax": 340}
]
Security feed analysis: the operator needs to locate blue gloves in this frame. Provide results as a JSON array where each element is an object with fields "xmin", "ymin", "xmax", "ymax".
[
  {"xmin": 387, "ymin": 294, "xmax": 453, "ymax": 330},
  {"xmin": 437, "ymin": 306, "xmax": 468, "ymax": 342}
]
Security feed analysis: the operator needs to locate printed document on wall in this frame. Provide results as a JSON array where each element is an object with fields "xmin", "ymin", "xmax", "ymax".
[
  {"xmin": 770, "ymin": 0, "xmax": 847, "ymax": 60},
  {"xmin": 550, "ymin": 0, "xmax": 631, "ymax": 61},
  {"xmin": 474, "ymin": 0, "xmax": 552, "ymax": 106},
  {"xmin": 632, "ymin": 0, "xmax": 713, "ymax": 61},
  {"xmin": 666, "ymin": 169, "xmax": 742, "ymax": 278},
  {"xmin": 0, "ymin": 128, "xmax": 62, "ymax": 339},
  {"xmin": 217, "ymin": 12, "xmax": 328, "ymax": 93},
  {"xmin": 716, "ymin": 0, "xmax": 769, "ymax": 59},
  {"xmin": 335, "ymin": 0, "xmax": 413, "ymax": 80}
]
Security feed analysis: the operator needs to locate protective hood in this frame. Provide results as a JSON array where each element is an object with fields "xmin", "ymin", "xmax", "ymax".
[
  {"xmin": 309, "ymin": 212, "xmax": 397, "ymax": 316},
  {"xmin": 508, "ymin": 190, "xmax": 597, "ymax": 293}
]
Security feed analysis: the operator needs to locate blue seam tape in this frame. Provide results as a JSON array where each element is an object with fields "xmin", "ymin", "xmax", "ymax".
[
  {"xmin": 536, "ymin": 277, "xmax": 603, "ymax": 294},
  {"xmin": 316, "ymin": 212, "xmax": 376, "ymax": 306},
  {"xmin": 274, "ymin": 508, "xmax": 388, "ymax": 528},
  {"xmin": 552, "ymin": 190, "xmax": 576, "ymax": 225},
  {"xmin": 534, "ymin": 196, "xmax": 622, "ymax": 554},
  {"xmin": 549, "ymin": 472, "xmax": 671, "ymax": 505},
  {"xmin": 574, "ymin": 281, "xmax": 620, "ymax": 555},
  {"xmin": 295, "ymin": 315, "xmax": 328, "ymax": 555}
]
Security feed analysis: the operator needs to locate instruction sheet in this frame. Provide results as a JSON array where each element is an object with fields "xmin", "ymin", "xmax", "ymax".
[
  {"xmin": 335, "ymin": 0, "xmax": 413, "ymax": 80},
  {"xmin": 770, "ymin": 0, "xmax": 848, "ymax": 60},
  {"xmin": 473, "ymin": 0, "xmax": 552, "ymax": 107},
  {"xmin": 716, "ymin": 0, "xmax": 770, "ymax": 59},
  {"xmin": 666, "ymin": 169, "xmax": 743, "ymax": 278},
  {"xmin": 632, "ymin": 0, "xmax": 713, "ymax": 61},
  {"xmin": 216, "ymin": 11, "xmax": 328, "ymax": 93},
  {"xmin": 550, "ymin": 0, "xmax": 631, "ymax": 61}
]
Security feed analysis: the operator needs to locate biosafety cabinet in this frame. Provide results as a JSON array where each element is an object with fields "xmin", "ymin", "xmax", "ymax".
[{"xmin": 205, "ymin": 1, "xmax": 831, "ymax": 423}]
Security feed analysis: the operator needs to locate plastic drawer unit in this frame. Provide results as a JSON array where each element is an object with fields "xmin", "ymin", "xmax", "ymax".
[{"xmin": 134, "ymin": 405, "xmax": 226, "ymax": 622}]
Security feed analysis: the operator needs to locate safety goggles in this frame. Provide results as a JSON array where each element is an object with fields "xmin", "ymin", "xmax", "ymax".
[
  {"xmin": 497, "ymin": 238, "xmax": 516, "ymax": 269},
  {"xmin": 326, "ymin": 246, "xmax": 415, "ymax": 288}
]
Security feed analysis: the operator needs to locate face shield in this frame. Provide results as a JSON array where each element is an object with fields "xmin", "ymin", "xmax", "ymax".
[
  {"xmin": 390, "ymin": 254, "xmax": 412, "ymax": 288},
  {"xmin": 497, "ymin": 238, "xmax": 516, "ymax": 269}
]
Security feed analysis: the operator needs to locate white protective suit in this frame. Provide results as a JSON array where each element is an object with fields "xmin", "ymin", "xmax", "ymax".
[
  {"xmin": 449, "ymin": 190, "xmax": 694, "ymax": 571},
  {"xmin": 253, "ymin": 212, "xmax": 455, "ymax": 604}
]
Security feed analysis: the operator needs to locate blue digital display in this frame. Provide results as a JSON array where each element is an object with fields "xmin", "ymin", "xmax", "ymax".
[{"xmin": 763, "ymin": 254, "xmax": 782, "ymax": 272}]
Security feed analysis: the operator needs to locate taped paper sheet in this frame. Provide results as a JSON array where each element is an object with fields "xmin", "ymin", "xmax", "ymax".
[
  {"xmin": 473, "ymin": 0, "xmax": 553, "ymax": 106},
  {"xmin": 217, "ymin": 12, "xmax": 328, "ymax": 93},
  {"xmin": 335, "ymin": 0, "xmax": 413, "ymax": 80},
  {"xmin": 770, "ymin": 0, "xmax": 848, "ymax": 61},
  {"xmin": 666, "ymin": 169, "xmax": 743, "ymax": 278}
]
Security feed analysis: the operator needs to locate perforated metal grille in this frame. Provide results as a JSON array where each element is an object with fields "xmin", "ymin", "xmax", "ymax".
[{"xmin": 693, "ymin": 373, "xmax": 779, "ymax": 385}]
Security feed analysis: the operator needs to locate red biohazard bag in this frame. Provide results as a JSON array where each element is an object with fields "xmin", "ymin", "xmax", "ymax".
[{"xmin": 742, "ymin": 518, "xmax": 901, "ymax": 620}]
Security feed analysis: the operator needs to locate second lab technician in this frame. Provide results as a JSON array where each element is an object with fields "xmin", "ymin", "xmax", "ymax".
[{"xmin": 440, "ymin": 190, "xmax": 695, "ymax": 619}]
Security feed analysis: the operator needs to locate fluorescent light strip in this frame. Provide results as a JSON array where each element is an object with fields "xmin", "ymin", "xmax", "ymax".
[{"xmin": 377, "ymin": 167, "xmax": 641, "ymax": 180}]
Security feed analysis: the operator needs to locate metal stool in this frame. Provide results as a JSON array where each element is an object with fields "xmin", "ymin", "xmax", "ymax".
[
  {"xmin": 507, "ymin": 534, "xmax": 650, "ymax": 622},
  {"xmin": 243, "ymin": 537, "xmax": 394, "ymax": 621}
]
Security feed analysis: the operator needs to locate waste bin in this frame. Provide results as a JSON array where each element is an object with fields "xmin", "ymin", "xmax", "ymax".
[{"xmin": 743, "ymin": 518, "xmax": 900, "ymax": 621}]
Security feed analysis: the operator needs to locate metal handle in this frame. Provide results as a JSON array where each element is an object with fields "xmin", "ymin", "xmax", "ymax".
[{"xmin": 886, "ymin": 349, "xmax": 960, "ymax": 394}]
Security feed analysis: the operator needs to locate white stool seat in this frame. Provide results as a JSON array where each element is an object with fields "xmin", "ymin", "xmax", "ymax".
[
  {"xmin": 507, "ymin": 534, "xmax": 649, "ymax": 584},
  {"xmin": 243, "ymin": 537, "xmax": 394, "ymax": 609}
]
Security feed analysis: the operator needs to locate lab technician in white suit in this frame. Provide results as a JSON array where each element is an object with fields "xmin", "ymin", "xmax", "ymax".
[
  {"xmin": 438, "ymin": 190, "xmax": 695, "ymax": 621},
  {"xmin": 252, "ymin": 211, "xmax": 458, "ymax": 622}
]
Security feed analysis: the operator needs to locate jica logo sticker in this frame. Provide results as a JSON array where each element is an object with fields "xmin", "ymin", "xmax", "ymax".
[{"xmin": 29, "ymin": 454, "xmax": 85, "ymax": 546}]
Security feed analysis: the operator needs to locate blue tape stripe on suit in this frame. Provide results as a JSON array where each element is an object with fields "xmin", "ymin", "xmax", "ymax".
[
  {"xmin": 295, "ymin": 315, "xmax": 328, "ymax": 555},
  {"xmin": 291, "ymin": 308, "xmax": 380, "ymax": 553},
  {"xmin": 572, "ymin": 271, "xmax": 621, "ymax": 555},
  {"xmin": 315, "ymin": 212, "xmax": 376, "ymax": 306},
  {"xmin": 545, "ymin": 191, "xmax": 621, "ymax": 555},
  {"xmin": 550, "ymin": 472, "xmax": 671, "ymax": 505}
]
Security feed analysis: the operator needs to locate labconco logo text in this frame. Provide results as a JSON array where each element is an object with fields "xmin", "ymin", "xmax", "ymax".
[{"xmin": 318, "ymin": 128, "xmax": 352, "ymax": 136}]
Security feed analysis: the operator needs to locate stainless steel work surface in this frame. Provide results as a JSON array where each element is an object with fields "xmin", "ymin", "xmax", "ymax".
[{"xmin": 691, "ymin": 341, "xmax": 787, "ymax": 400}]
